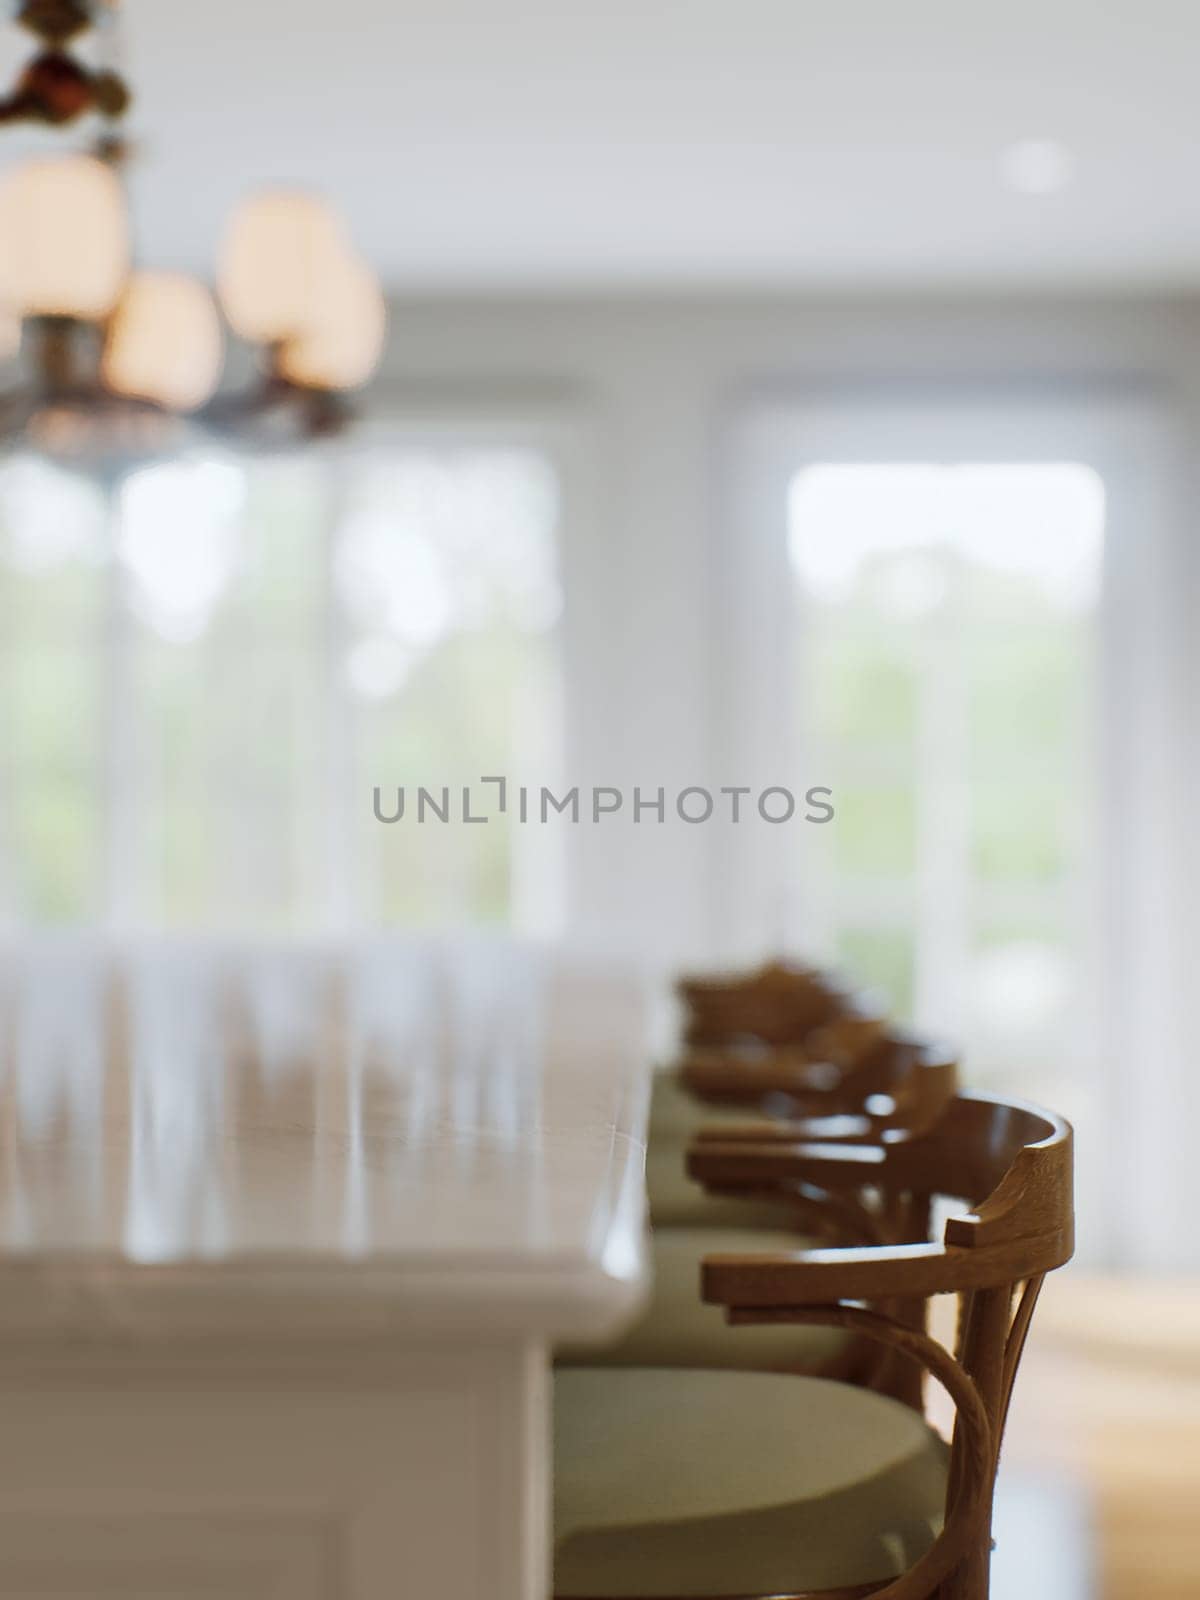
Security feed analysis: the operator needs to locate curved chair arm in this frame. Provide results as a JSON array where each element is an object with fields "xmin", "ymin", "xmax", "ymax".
[
  {"xmin": 703, "ymin": 1240, "xmax": 960, "ymax": 1307},
  {"xmin": 692, "ymin": 1113, "xmax": 880, "ymax": 1145},
  {"xmin": 688, "ymin": 1135, "xmax": 892, "ymax": 1193},
  {"xmin": 702, "ymin": 1230, "xmax": 1071, "ymax": 1308},
  {"xmin": 679, "ymin": 1053, "xmax": 843, "ymax": 1105},
  {"xmin": 688, "ymin": 1059, "xmax": 958, "ymax": 1151}
]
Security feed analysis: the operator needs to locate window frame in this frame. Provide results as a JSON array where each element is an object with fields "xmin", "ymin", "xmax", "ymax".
[
  {"xmin": 0, "ymin": 396, "xmax": 601, "ymax": 941},
  {"xmin": 338, "ymin": 397, "xmax": 604, "ymax": 939},
  {"xmin": 718, "ymin": 388, "xmax": 1184, "ymax": 1267}
]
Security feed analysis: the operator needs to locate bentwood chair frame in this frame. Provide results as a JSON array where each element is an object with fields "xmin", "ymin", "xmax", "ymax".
[
  {"xmin": 677, "ymin": 961, "xmax": 851, "ymax": 1048},
  {"xmin": 654, "ymin": 1035, "xmax": 961, "ymax": 1402},
  {"xmin": 682, "ymin": 1032, "xmax": 959, "ymax": 1146},
  {"xmin": 676, "ymin": 1092, "xmax": 1075, "ymax": 1600}
]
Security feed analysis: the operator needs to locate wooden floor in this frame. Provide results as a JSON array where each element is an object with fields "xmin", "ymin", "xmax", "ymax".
[{"xmin": 986, "ymin": 1275, "xmax": 1200, "ymax": 1600}]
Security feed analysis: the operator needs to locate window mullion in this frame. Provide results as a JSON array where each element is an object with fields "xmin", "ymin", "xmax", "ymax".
[
  {"xmin": 102, "ymin": 474, "xmax": 140, "ymax": 932},
  {"xmin": 912, "ymin": 545, "xmax": 971, "ymax": 1036}
]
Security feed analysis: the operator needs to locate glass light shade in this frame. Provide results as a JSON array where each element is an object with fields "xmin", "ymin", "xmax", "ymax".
[
  {"xmin": 217, "ymin": 190, "xmax": 351, "ymax": 345},
  {"xmin": 102, "ymin": 272, "xmax": 224, "ymax": 411},
  {"xmin": 277, "ymin": 253, "xmax": 386, "ymax": 392},
  {"xmin": 0, "ymin": 154, "xmax": 129, "ymax": 319}
]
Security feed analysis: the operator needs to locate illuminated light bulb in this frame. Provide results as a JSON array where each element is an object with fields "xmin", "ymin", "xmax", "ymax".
[
  {"xmin": 277, "ymin": 252, "xmax": 386, "ymax": 392},
  {"xmin": 217, "ymin": 189, "xmax": 351, "ymax": 344},
  {"xmin": 0, "ymin": 154, "xmax": 128, "ymax": 319},
  {"xmin": 102, "ymin": 271, "xmax": 223, "ymax": 411}
]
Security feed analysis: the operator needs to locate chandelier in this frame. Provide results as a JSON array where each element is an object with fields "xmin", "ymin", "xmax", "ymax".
[{"xmin": 0, "ymin": 0, "xmax": 386, "ymax": 464}]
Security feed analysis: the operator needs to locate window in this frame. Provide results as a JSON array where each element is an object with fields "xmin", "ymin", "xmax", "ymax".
[
  {"xmin": 789, "ymin": 462, "xmax": 1103, "ymax": 1114},
  {"xmin": 725, "ymin": 396, "xmax": 1181, "ymax": 1265},
  {"xmin": 0, "ymin": 435, "xmax": 564, "ymax": 934}
]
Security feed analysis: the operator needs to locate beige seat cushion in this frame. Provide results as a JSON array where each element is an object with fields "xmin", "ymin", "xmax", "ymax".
[
  {"xmin": 649, "ymin": 1072, "xmax": 723, "ymax": 1140},
  {"xmin": 647, "ymin": 1075, "xmax": 806, "ymax": 1230},
  {"xmin": 555, "ymin": 1368, "xmax": 948, "ymax": 1597},
  {"xmin": 559, "ymin": 1229, "xmax": 846, "ymax": 1371},
  {"xmin": 646, "ymin": 1139, "xmax": 811, "ymax": 1229}
]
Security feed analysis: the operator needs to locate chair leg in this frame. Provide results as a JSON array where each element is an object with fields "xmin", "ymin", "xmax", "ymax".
[
  {"xmin": 938, "ymin": 1284, "xmax": 1011, "ymax": 1600},
  {"xmin": 933, "ymin": 1522, "xmax": 995, "ymax": 1600}
]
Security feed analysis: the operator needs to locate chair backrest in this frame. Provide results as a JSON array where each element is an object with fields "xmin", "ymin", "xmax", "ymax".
[
  {"xmin": 798, "ymin": 1028, "xmax": 957, "ymax": 1133},
  {"xmin": 683, "ymin": 1029, "xmax": 959, "ymax": 1146},
  {"xmin": 886, "ymin": 1091, "xmax": 1074, "ymax": 1265},
  {"xmin": 676, "ymin": 994, "xmax": 886, "ymax": 1094},
  {"xmin": 677, "ymin": 959, "xmax": 846, "ymax": 1047}
]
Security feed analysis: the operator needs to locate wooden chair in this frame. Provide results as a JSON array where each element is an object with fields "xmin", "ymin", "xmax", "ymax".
[
  {"xmin": 668, "ymin": 1007, "xmax": 891, "ymax": 1123},
  {"xmin": 648, "ymin": 987, "xmax": 886, "ymax": 1213},
  {"xmin": 677, "ymin": 960, "xmax": 850, "ymax": 1049},
  {"xmin": 684, "ymin": 1029, "xmax": 958, "ymax": 1140},
  {"xmin": 553, "ymin": 1091, "xmax": 1073, "ymax": 1599},
  {"xmin": 616, "ymin": 1034, "xmax": 959, "ymax": 1384},
  {"xmin": 648, "ymin": 1032, "xmax": 957, "ymax": 1230},
  {"xmin": 569, "ymin": 1036, "xmax": 957, "ymax": 1385}
]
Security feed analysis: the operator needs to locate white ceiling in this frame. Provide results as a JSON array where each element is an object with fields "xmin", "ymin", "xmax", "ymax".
[{"xmin": 5, "ymin": 1, "xmax": 1200, "ymax": 292}]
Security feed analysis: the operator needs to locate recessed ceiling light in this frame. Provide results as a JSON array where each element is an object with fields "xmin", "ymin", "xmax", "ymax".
[{"xmin": 999, "ymin": 139, "xmax": 1075, "ymax": 196}]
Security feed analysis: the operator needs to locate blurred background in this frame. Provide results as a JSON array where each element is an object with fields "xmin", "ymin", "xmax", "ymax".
[{"xmin": 1, "ymin": 3, "xmax": 1197, "ymax": 1594}]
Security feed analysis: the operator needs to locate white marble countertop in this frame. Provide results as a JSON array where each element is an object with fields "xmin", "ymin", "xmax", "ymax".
[{"xmin": 0, "ymin": 937, "xmax": 652, "ymax": 1346}]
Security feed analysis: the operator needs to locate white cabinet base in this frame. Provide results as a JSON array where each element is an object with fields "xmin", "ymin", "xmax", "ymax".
[{"xmin": 0, "ymin": 1340, "xmax": 550, "ymax": 1600}]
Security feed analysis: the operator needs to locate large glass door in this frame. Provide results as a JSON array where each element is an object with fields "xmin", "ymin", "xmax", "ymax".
[{"xmin": 721, "ymin": 396, "xmax": 1182, "ymax": 1266}]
